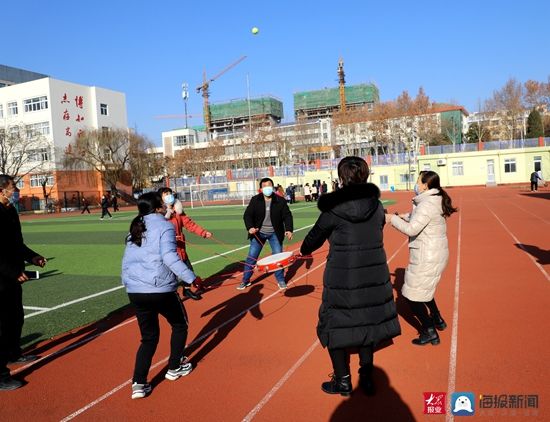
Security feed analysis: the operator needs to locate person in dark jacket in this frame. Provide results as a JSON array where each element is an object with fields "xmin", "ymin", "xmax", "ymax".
[
  {"xmin": 300, "ymin": 157, "xmax": 401, "ymax": 397},
  {"xmin": 0, "ymin": 175, "xmax": 46, "ymax": 391},
  {"xmin": 530, "ymin": 171, "xmax": 542, "ymax": 191},
  {"xmin": 100, "ymin": 195, "xmax": 112, "ymax": 220},
  {"xmin": 238, "ymin": 178, "xmax": 294, "ymax": 290}
]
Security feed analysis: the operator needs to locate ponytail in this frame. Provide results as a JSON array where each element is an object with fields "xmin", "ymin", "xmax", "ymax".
[
  {"xmin": 420, "ymin": 171, "xmax": 458, "ymax": 218},
  {"xmin": 438, "ymin": 188, "xmax": 458, "ymax": 218},
  {"xmin": 125, "ymin": 192, "xmax": 163, "ymax": 246}
]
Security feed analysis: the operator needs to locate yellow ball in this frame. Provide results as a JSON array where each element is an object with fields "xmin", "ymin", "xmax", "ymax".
[{"xmin": 251, "ymin": 27, "xmax": 259, "ymax": 35}]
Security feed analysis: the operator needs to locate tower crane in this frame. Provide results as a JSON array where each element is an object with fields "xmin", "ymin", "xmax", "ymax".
[
  {"xmin": 338, "ymin": 58, "xmax": 346, "ymax": 114},
  {"xmin": 197, "ymin": 55, "xmax": 247, "ymax": 136}
]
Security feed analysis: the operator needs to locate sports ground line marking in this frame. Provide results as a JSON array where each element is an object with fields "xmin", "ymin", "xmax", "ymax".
[
  {"xmin": 242, "ymin": 238, "xmax": 408, "ymax": 421},
  {"xmin": 242, "ymin": 339, "xmax": 321, "ymax": 422},
  {"xmin": 508, "ymin": 200, "xmax": 550, "ymax": 225},
  {"xmin": 58, "ymin": 240, "xmax": 408, "ymax": 421},
  {"xmin": 23, "ymin": 223, "xmax": 315, "ymax": 319},
  {"xmin": 487, "ymin": 206, "xmax": 549, "ymax": 282},
  {"xmin": 446, "ymin": 202, "xmax": 463, "ymax": 422},
  {"xmin": 23, "ymin": 306, "xmax": 51, "ymax": 311},
  {"xmin": 58, "ymin": 260, "xmax": 328, "ymax": 422}
]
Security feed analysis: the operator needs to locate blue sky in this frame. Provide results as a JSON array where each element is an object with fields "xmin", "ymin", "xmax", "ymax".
[{"xmin": 4, "ymin": 0, "xmax": 549, "ymax": 145}]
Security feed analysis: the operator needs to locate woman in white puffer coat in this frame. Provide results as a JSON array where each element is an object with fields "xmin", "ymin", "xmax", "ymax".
[{"xmin": 386, "ymin": 171, "xmax": 457, "ymax": 346}]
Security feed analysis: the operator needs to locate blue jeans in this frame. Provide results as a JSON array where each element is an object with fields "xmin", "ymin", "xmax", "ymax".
[{"xmin": 243, "ymin": 232, "xmax": 285, "ymax": 284}]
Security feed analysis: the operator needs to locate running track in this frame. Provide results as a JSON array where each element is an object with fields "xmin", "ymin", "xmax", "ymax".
[{"xmin": 2, "ymin": 186, "xmax": 548, "ymax": 421}]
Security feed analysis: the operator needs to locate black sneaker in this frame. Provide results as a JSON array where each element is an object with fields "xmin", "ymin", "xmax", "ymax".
[
  {"xmin": 8, "ymin": 355, "xmax": 39, "ymax": 364},
  {"xmin": 183, "ymin": 288, "xmax": 202, "ymax": 301},
  {"xmin": 0, "ymin": 376, "xmax": 23, "ymax": 391}
]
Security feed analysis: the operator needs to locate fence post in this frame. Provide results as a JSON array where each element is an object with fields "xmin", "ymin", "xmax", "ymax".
[
  {"xmin": 478, "ymin": 141, "xmax": 484, "ymax": 151},
  {"xmin": 539, "ymin": 136, "xmax": 544, "ymax": 147}
]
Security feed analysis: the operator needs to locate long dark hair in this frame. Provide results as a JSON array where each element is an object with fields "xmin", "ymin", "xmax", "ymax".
[
  {"xmin": 337, "ymin": 156, "xmax": 370, "ymax": 186},
  {"xmin": 127, "ymin": 192, "xmax": 163, "ymax": 246},
  {"xmin": 420, "ymin": 171, "xmax": 458, "ymax": 218}
]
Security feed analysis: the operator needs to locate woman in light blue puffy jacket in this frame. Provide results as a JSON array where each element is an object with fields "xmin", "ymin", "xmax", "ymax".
[{"xmin": 121, "ymin": 192, "xmax": 199, "ymax": 399}]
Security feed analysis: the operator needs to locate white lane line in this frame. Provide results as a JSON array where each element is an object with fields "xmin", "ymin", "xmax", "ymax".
[
  {"xmin": 24, "ymin": 306, "xmax": 51, "ymax": 311},
  {"xmin": 508, "ymin": 200, "xmax": 550, "ymax": 225},
  {"xmin": 58, "ymin": 260, "xmax": 328, "ymax": 422},
  {"xmin": 242, "ymin": 238, "xmax": 409, "ymax": 421},
  {"xmin": 242, "ymin": 339, "xmax": 320, "ymax": 422},
  {"xmin": 24, "ymin": 224, "xmax": 316, "ymax": 319},
  {"xmin": 487, "ymin": 207, "xmax": 549, "ymax": 282},
  {"xmin": 12, "ymin": 318, "xmax": 137, "ymax": 375},
  {"xmin": 24, "ymin": 286, "xmax": 125, "ymax": 319},
  {"xmin": 446, "ymin": 205, "xmax": 463, "ymax": 422}
]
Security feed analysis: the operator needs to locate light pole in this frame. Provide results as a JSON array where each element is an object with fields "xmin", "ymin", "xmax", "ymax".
[{"xmin": 182, "ymin": 83, "xmax": 189, "ymax": 129}]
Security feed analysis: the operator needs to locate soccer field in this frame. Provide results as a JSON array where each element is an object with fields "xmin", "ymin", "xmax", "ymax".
[{"xmin": 20, "ymin": 200, "xmax": 394, "ymax": 348}]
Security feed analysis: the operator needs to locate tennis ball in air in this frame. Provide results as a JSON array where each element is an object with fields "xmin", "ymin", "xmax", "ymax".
[{"xmin": 251, "ymin": 27, "xmax": 259, "ymax": 35}]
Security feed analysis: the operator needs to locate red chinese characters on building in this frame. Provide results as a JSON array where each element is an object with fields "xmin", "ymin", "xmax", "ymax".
[
  {"xmin": 61, "ymin": 93, "xmax": 69, "ymax": 103},
  {"xmin": 76, "ymin": 114, "xmax": 84, "ymax": 122},
  {"xmin": 65, "ymin": 127, "xmax": 72, "ymax": 137},
  {"xmin": 77, "ymin": 129, "xmax": 84, "ymax": 137},
  {"xmin": 75, "ymin": 95, "xmax": 84, "ymax": 109},
  {"xmin": 63, "ymin": 109, "xmax": 70, "ymax": 121}
]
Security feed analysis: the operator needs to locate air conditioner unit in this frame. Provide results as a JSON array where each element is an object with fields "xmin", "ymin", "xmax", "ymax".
[
  {"xmin": 437, "ymin": 159, "xmax": 447, "ymax": 166},
  {"xmin": 409, "ymin": 165, "xmax": 417, "ymax": 172}
]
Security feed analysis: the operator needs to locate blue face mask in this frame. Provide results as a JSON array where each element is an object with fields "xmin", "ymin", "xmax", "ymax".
[
  {"xmin": 262, "ymin": 186, "xmax": 273, "ymax": 197},
  {"xmin": 414, "ymin": 184, "xmax": 421, "ymax": 195},
  {"xmin": 163, "ymin": 194, "xmax": 175, "ymax": 205}
]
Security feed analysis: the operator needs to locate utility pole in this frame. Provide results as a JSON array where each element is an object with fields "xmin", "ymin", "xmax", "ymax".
[
  {"xmin": 338, "ymin": 58, "xmax": 346, "ymax": 114},
  {"xmin": 182, "ymin": 83, "xmax": 189, "ymax": 129}
]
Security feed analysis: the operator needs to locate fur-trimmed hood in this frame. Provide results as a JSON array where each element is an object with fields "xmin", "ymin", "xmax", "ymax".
[{"xmin": 318, "ymin": 183, "xmax": 381, "ymax": 223}]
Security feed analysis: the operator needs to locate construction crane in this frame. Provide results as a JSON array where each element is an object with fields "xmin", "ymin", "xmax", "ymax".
[
  {"xmin": 338, "ymin": 58, "xmax": 346, "ymax": 114},
  {"xmin": 197, "ymin": 55, "xmax": 247, "ymax": 136}
]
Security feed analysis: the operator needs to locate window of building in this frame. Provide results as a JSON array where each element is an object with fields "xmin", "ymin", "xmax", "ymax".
[
  {"xmin": 423, "ymin": 163, "xmax": 432, "ymax": 171},
  {"xmin": 100, "ymin": 103, "xmax": 108, "ymax": 115},
  {"xmin": 16, "ymin": 179, "xmax": 24, "ymax": 189},
  {"xmin": 452, "ymin": 161, "xmax": 464, "ymax": 176},
  {"xmin": 400, "ymin": 174, "xmax": 413, "ymax": 183},
  {"xmin": 28, "ymin": 148, "xmax": 50, "ymax": 162},
  {"xmin": 322, "ymin": 133, "xmax": 328, "ymax": 140},
  {"xmin": 533, "ymin": 156, "xmax": 542, "ymax": 172},
  {"xmin": 30, "ymin": 174, "xmax": 54, "ymax": 187},
  {"xmin": 0, "ymin": 104, "xmax": 3, "ymax": 118},
  {"xmin": 174, "ymin": 135, "xmax": 194, "ymax": 146},
  {"xmin": 504, "ymin": 158, "xmax": 516, "ymax": 173},
  {"xmin": 26, "ymin": 122, "xmax": 50, "ymax": 137},
  {"xmin": 24, "ymin": 96, "xmax": 48, "ymax": 112},
  {"xmin": 7, "ymin": 101, "xmax": 18, "ymax": 116}
]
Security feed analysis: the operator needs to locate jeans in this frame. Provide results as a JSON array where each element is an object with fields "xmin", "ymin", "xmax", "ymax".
[
  {"xmin": 128, "ymin": 292, "xmax": 188, "ymax": 384},
  {"xmin": 243, "ymin": 232, "xmax": 285, "ymax": 284}
]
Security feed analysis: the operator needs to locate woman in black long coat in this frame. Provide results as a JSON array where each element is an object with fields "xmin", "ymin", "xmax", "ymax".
[{"xmin": 300, "ymin": 156, "xmax": 401, "ymax": 396}]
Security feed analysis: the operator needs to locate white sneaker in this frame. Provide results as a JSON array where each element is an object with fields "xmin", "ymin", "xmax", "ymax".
[
  {"xmin": 131, "ymin": 382, "xmax": 151, "ymax": 399},
  {"xmin": 165, "ymin": 362, "xmax": 193, "ymax": 381}
]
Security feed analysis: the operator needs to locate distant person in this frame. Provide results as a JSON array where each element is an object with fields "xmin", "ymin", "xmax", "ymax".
[
  {"xmin": 285, "ymin": 184, "xmax": 295, "ymax": 204},
  {"xmin": 81, "ymin": 196, "xmax": 91, "ymax": 214},
  {"xmin": 276, "ymin": 185, "xmax": 285, "ymax": 198},
  {"xmin": 303, "ymin": 183, "xmax": 312, "ymax": 202},
  {"xmin": 0, "ymin": 174, "xmax": 47, "ymax": 391},
  {"xmin": 238, "ymin": 178, "xmax": 293, "ymax": 290},
  {"xmin": 386, "ymin": 170, "xmax": 457, "ymax": 346},
  {"xmin": 158, "ymin": 187, "xmax": 212, "ymax": 300},
  {"xmin": 100, "ymin": 195, "xmax": 112, "ymax": 220},
  {"xmin": 112, "ymin": 194, "xmax": 119, "ymax": 212},
  {"xmin": 321, "ymin": 181, "xmax": 328, "ymax": 196},
  {"xmin": 311, "ymin": 183, "xmax": 318, "ymax": 201},
  {"xmin": 121, "ymin": 192, "xmax": 199, "ymax": 399},
  {"xmin": 300, "ymin": 157, "xmax": 400, "ymax": 397},
  {"xmin": 530, "ymin": 170, "xmax": 542, "ymax": 191}
]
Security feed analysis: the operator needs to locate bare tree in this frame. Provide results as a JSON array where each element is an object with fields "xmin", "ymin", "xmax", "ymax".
[
  {"xmin": 485, "ymin": 78, "xmax": 525, "ymax": 139},
  {"xmin": 0, "ymin": 122, "xmax": 50, "ymax": 179},
  {"xmin": 64, "ymin": 128, "xmax": 143, "ymax": 192}
]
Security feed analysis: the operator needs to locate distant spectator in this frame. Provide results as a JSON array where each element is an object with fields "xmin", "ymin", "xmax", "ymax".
[
  {"xmin": 112, "ymin": 194, "xmax": 119, "ymax": 212},
  {"xmin": 311, "ymin": 183, "xmax": 319, "ymax": 201},
  {"xmin": 321, "ymin": 181, "xmax": 328, "ymax": 196},
  {"xmin": 530, "ymin": 171, "xmax": 542, "ymax": 191},
  {"xmin": 303, "ymin": 183, "xmax": 312, "ymax": 202},
  {"xmin": 100, "ymin": 195, "xmax": 112, "ymax": 220},
  {"xmin": 81, "ymin": 196, "xmax": 91, "ymax": 214}
]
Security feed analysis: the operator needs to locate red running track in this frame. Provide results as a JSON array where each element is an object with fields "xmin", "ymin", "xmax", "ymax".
[{"xmin": 1, "ymin": 186, "xmax": 548, "ymax": 421}]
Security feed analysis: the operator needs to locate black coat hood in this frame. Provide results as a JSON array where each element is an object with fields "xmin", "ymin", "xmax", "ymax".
[{"xmin": 317, "ymin": 183, "xmax": 381, "ymax": 223}]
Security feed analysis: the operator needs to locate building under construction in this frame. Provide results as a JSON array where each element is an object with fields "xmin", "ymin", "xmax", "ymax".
[
  {"xmin": 293, "ymin": 83, "xmax": 379, "ymax": 120},
  {"xmin": 209, "ymin": 96, "xmax": 283, "ymax": 135}
]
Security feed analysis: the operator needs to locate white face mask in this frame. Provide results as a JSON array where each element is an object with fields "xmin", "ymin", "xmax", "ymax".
[
  {"xmin": 414, "ymin": 184, "xmax": 421, "ymax": 195},
  {"xmin": 262, "ymin": 186, "xmax": 273, "ymax": 197},
  {"xmin": 163, "ymin": 194, "xmax": 175, "ymax": 205}
]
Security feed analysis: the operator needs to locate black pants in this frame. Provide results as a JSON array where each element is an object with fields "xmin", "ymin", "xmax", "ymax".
[
  {"xmin": 128, "ymin": 292, "xmax": 189, "ymax": 384},
  {"xmin": 0, "ymin": 283, "xmax": 24, "ymax": 375},
  {"xmin": 530, "ymin": 181, "xmax": 538, "ymax": 191},
  {"xmin": 81, "ymin": 205, "xmax": 90, "ymax": 214},
  {"xmin": 101, "ymin": 207, "xmax": 112, "ymax": 218},
  {"xmin": 408, "ymin": 298, "xmax": 441, "ymax": 328},
  {"xmin": 328, "ymin": 346, "xmax": 373, "ymax": 378}
]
